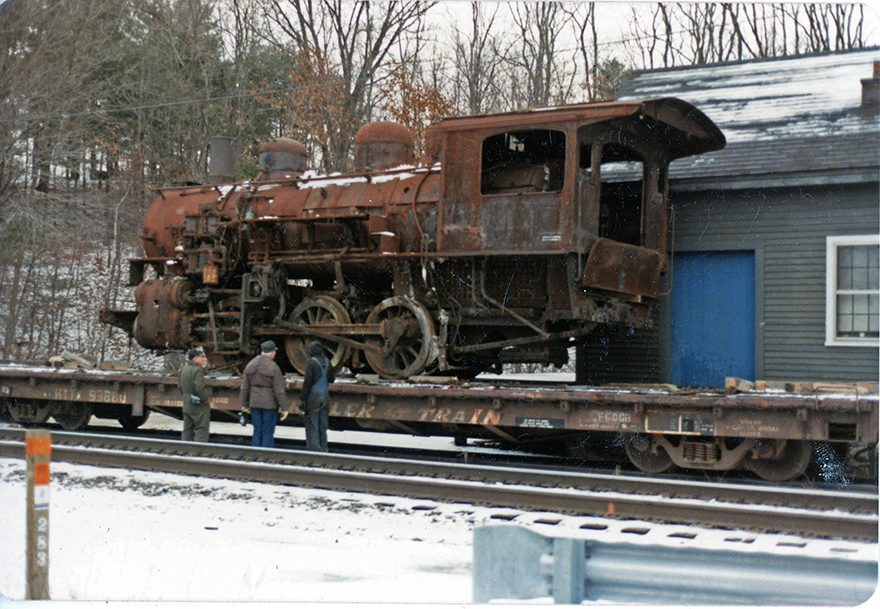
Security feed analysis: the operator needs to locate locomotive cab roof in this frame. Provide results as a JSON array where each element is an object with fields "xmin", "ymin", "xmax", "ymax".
[{"xmin": 431, "ymin": 97, "xmax": 726, "ymax": 161}]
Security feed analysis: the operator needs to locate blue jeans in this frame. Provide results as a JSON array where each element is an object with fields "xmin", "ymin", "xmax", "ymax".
[{"xmin": 251, "ymin": 408, "xmax": 277, "ymax": 448}]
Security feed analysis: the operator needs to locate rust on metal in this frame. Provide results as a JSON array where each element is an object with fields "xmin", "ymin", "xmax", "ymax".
[
  {"xmin": 130, "ymin": 279, "xmax": 193, "ymax": 351},
  {"xmin": 1, "ymin": 365, "xmax": 875, "ymax": 443},
  {"xmin": 2, "ymin": 364, "xmax": 876, "ymax": 480},
  {"xmin": 582, "ymin": 238, "xmax": 663, "ymax": 297},
  {"xmin": 101, "ymin": 98, "xmax": 725, "ymax": 380},
  {"xmin": 258, "ymin": 137, "xmax": 309, "ymax": 180},
  {"xmin": 354, "ymin": 121, "xmax": 415, "ymax": 171}
]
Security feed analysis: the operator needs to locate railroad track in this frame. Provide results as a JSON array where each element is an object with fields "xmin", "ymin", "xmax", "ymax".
[{"xmin": 0, "ymin": 427, "xmax": 876, "ymax": 542}]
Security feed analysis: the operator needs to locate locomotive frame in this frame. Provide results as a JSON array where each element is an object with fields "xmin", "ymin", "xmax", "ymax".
[{"xmin": 101, "ymin": 98, "xmax": 725, "ymax": 379}]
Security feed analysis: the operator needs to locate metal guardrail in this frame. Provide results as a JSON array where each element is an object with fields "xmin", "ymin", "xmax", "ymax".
[{"xmin": 473, "ymin": 525, "xmax": 878, "ymax": 605}]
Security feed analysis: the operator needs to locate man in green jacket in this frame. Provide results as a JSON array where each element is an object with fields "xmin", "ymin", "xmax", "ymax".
[{"xmin": 178, "ymin": 347, "xmax": 211, "ymax": 442}]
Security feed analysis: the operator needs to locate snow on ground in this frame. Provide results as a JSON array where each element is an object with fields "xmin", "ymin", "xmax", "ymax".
[{"xmin": 0, "ymin": 415, "xmax": 877, "ymax": 606}]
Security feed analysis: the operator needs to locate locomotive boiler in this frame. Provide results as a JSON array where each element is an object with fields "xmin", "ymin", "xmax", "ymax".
[{"xmin": 101, "ymin": 98, "xmax": 725, "ymax": 379}]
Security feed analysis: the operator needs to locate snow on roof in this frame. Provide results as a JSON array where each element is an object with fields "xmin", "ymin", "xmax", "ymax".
[{"xmin": 618, "ymin": 49, "xmax": 880, "ymax": 182}]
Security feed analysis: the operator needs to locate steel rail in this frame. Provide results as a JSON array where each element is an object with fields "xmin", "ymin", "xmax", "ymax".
[
  {"xmin": 3, "ymin": 427, "xmax": 877, "ymax": 515},
  {"xmin": 0, "ymin": 431, "xmax": 875, "ymax": 542}
]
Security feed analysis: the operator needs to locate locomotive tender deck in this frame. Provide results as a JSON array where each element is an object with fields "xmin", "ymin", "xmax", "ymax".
[{"xmin": 2, "ymin": 363, "xmax": 876, "ymax": 482}]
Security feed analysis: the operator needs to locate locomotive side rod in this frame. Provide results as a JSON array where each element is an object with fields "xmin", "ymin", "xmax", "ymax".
[
  {"xmin": 271, "ymin": 320, "xmax": 596, "ymax": 357},
  {"xmin": 271, "ymin": 320, "xmax": 590, "ymax": 358},
  {"xmin": 269, "ymin": 321, "xmax": 385, "ymax": 355}
]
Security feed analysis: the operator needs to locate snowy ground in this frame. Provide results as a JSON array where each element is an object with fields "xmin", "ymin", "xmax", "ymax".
[{"xmin": 1, "ymin": 415, "xmax": 877, "ymax": 606}]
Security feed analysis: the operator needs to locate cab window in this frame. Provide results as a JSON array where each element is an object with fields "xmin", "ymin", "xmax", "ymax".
[{"xmin": 481, "ymin": 129, "xmax": 565, "ymax": 195}]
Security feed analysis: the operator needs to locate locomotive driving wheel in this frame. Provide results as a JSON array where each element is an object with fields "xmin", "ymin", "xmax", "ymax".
[
  {"xmin": 285, "ymin": 296, "xmax": 352, "ymax": 375},
  {"xmin": 364, "ymin": 296, "xmax": 436, "ymax": 379},
  {"xmin": 744, "ymin": 439, "xmax": 813, "ymax": 482},
  {"xmin": 624, "ymin": 433, "xmax": 675, "ymax": 474}
]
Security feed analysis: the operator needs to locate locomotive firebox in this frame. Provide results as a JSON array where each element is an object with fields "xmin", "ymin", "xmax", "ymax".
[{"xmin": 101, "ymin": 98, "xmax": 725, "ymax": 379}]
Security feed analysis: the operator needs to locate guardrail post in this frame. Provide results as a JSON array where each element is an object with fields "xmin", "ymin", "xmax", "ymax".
[
  {"xmin": 473, "ymin": 525, "xmax": 550, "ymax": 602},
  {"xmin": 552, "ymin": 537, "xmax": 585, "ymax": 604},
  {"xmin": 25, "ymin": 428, "xmax": 51, "ymax": 600},
  {"xmin": 473, "ymin": 525, "xmax": 586, "ymax": 604}
]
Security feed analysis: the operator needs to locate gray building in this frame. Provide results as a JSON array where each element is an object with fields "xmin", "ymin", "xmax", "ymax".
[{"xmin": 579, "ymin": 49, "xmax": 879, "ymax": 387}]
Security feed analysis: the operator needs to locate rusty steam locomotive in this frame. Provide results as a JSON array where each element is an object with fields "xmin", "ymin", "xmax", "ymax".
[{"xmin": 101, "ymin": 98, "xmax": 725, "ymax": 379}]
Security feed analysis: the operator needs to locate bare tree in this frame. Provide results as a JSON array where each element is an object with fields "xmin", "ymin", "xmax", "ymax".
[
  {"xmin": 380, "ymin": 57, "xmax": 453, "ymax": 159},
  {"xmin": 258, "ymin": 0, "xmax": 436, "ymax": 171},
  {"xmin": 564, "ymin": 2, "xmax": 599, "ymax": 100},
  {"xmin": 450, "ymin": 3, "xmax": 507, "ymax": 114},
  {"xmin": 255, "ymin": 45, "xmax": 350, "ymax": 171},
  {"xmin": 797, "ymin": 2, "xmax": 866, "ymax": 52},
  {"xmin": 624, "ymin": 2, "xmax": 675, "ymax": 69},
  {"xmin": 0, "ymin": 0, "xmax": 218, "ymax": 362},
  {"xmin": 624, "ymin": 2, "xmax": 870, "ymax": 69},
  {"xmin": 505, "ymin": 2, "xmax": 576, "ymax": 108}
]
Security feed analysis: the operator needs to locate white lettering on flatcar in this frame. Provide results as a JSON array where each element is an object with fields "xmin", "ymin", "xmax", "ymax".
[
  {"xmin": 597, "ymin": 411, "xmax": 631, "ymax": 423},
  {"xmin": 86, "ymin": 389, "xmax": 127, "ymax": 404}
]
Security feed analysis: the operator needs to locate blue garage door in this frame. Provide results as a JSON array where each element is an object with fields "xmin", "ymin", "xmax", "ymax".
[{"xmin": 671, "ymin": 251, "xmax": 755, "ymax": 388}]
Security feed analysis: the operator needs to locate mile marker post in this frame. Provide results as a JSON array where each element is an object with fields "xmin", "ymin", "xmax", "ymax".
[{"xmin": 25, "ymin": 428, "xmax": 51, "ymax": 600}]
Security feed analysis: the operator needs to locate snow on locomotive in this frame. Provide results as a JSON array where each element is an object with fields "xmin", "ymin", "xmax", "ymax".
[{"xmin": 101, "ymin": 99, "xmax": 725, "ymax": 378}]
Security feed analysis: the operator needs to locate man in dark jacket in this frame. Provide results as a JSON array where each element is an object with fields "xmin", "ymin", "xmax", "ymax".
[
  {"xmin": 241, "ymin": 340, "xmax": 288, "ymax": 448},
  {"xmin": 300, "ymin": 341, "xmax": 335, "ymax": 451},
  {"xmin": 178, "ymin": 347, "xmax": 211, "ymax": 442}
]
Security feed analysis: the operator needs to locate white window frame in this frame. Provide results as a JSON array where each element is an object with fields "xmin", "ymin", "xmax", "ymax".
[{"xmin": 825, "ymin": 234, "xmax": 880, "ymax": 347}]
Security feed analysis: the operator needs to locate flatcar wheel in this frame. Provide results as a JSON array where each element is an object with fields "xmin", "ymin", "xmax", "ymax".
[
  {"xmin": 53, "ymin": 402, "xmax": 93, "ymax": 431},
  {"xmin": 745, "ymin": 439, "xmax": 813, "ymax": 482},
  {"xmin": 7, "ymin": 400, "xmax": 52, "ymax": 425},
  {"xmin": 118, "ymin": 409, "xmax": 151, "ymax": 431},
  {"xmin": 285, "ymin": 296, "xmax": 352, "ymax": 375},
  {"xmin": 624, "ymin": 433, "xmax": 674, "ymax": 474},
  {"xmin": 364, "ymin": 296, "xmax": 436, "ymax": 379}
]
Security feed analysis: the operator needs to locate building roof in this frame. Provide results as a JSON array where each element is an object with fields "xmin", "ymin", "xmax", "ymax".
[{"xmin": 617, "ymin": 49, "xmax": 880, "ymax": 189}]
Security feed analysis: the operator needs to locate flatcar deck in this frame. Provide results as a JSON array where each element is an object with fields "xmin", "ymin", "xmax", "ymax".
[{"xmin": 1, "ymin": 363, "xmax": 877, "ymax": 481}]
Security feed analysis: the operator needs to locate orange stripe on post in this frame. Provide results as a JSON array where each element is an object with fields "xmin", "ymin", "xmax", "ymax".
[
  {"xmin": 33, "ymin": 462, "xmax": 50, "ymax": 486},
  {"xmin": 25, "ymin": 436, "xmax": 51, "ymax": 456}
]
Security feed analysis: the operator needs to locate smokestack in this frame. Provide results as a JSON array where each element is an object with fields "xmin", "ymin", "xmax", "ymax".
[
  {"xmin": 207, "ymin": 137, "xmax": 236, "ymax": 183},
  {"xmin": 860, "ymin": 60, "xmax": 880, "ymax": 113}
]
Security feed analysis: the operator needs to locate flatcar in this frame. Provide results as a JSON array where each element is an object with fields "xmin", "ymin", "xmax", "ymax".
[{"xmin": 100, "ymin": 99, "xmax": 725, "ymax": 379}]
